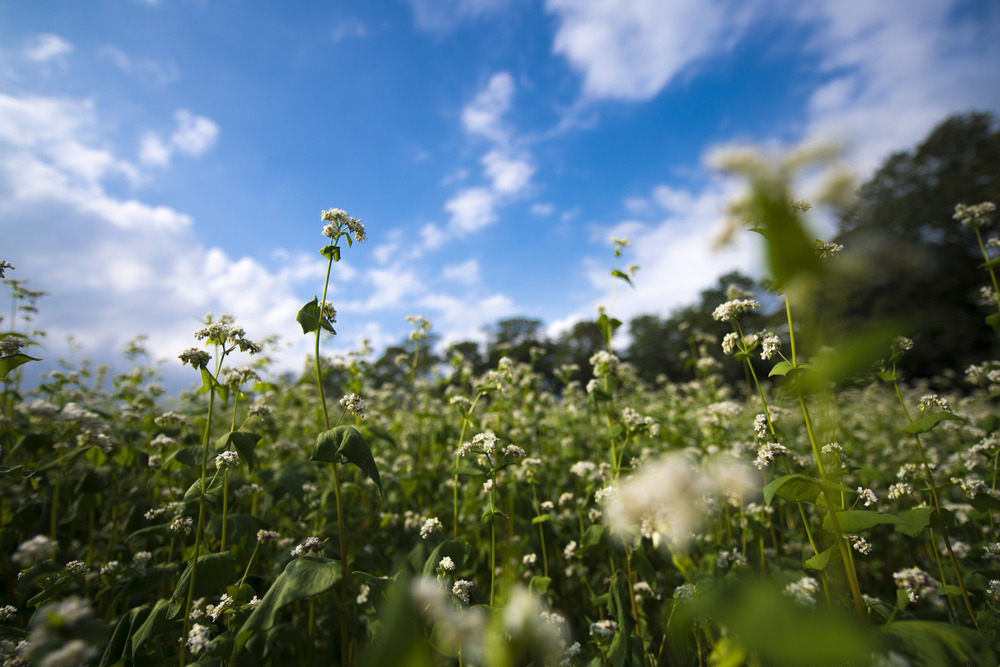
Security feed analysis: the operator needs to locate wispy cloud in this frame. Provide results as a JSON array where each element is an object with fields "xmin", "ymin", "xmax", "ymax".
[
  {"xmin": 139, "ymin": 109, "xmax": 219, "ymax": 166},
  {"xmin": 331, "ymin": 18, "xmax": 367, "ymax": 42},
  {"xmin": 405, "ymin": 0, "xmax": 507, "ymax": 32},
  {"xmin": 545, "ymin": 0, "xmax": 753, "ymax": 101},
  {"xmin": 23, "ymin": 34, "xmax": 73, "ymax": 63},
  {"xmin": 99, "ymin": 46, "xmax": 180, "ymax": 85},
  {"xmin": 442, "ymin": 72, "xmax": 535, "ymax": 239}
]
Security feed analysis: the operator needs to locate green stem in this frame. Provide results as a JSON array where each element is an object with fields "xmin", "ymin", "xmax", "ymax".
[
  {"xmin": 181, "ymin": 356, "xmax": 220, "ymax": 666},
  {"xmin": 313, "ymin": 246, "xmax": 350, "ymax": 666},
  {"xmin": 785, "ymin": 297, "xmax": 864, "ymax": 617}
]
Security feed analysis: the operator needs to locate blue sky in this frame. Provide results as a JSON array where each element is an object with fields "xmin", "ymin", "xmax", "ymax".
[{"xmin": 2, "ymin": 0, "xmax": 999, "ymax": 386}]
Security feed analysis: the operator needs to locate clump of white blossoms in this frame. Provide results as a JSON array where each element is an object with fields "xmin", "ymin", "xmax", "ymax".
[
  {"xmin": 603, "ymin": 453, "xmax": 755, "ymax": 549},
  {"xmin": 291, "ymin": 537, "xmax": 324, "ymax": 557},
  {"xmin": 452, "ymin": 579, "xmax": 474, "ymax": 604},
  {"xmin": 339, "ymin": 393, "xmax": 367, "ymax": 419},
  {"xmin": 11, "ymin": 535, "xmax": 57, "ymax": 567},
  {"xmin": 215, "ymin": 451, "xmax": 239, "ymax": 470},
  {"xmin": 322, "ymin": 208, "xmax": 367, "ymax": 243},
  {"xmin": 712, "ymin": 298, "xmax": 760, "ymax": 322},
  {"xmin": 857, "ymin": 487, "xmax": 878, "ymax": 507},
  {"xmin": 420, "ymin": 517, "xmax": 442, "ymax": 539},
  {"xmin": 783, "ymin": 576, "xmax": 819, "ymax": 607},
  {"xmin": 439, "ymin": 556, "xmax": 455, "ymax": 571},
  {"xmin": 954, "ymin": 201, "xmax": 995, "ymax": 229},
  {"xmin": 893, "ymin": 566, "xmax": 940, "ymax": 603}
]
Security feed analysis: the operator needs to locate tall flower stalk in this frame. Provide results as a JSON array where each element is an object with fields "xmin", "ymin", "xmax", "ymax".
[
  {"xmin": 300, "ymin": 207, "xmax": 366, "ymax": 666},
  {"xmin": 177, "ymin": 315, "xmax": 261, "ymax": 666}
]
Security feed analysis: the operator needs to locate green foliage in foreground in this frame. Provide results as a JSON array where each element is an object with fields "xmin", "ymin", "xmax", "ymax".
[{"xmin": 4, "ymin": 149, "xmax": 1000, "ymax": 667}]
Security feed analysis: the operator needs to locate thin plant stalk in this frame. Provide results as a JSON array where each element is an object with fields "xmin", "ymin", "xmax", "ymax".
[
  {"xmin": 784, "ymin": 297, "xmax": 865, "ymax": 617},
  {"xmin": 313, "ymin": 243, "xmax": 351, "ymax": 667}
]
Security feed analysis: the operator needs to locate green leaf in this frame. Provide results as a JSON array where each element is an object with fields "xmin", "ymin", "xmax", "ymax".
[
  {"xmin": 100, "ymin": 603, "xmax": 150, "ymax": 667},
  {"xmin": 320, "ymin": 245, "xmax": 340, "ymax": 262},
  {"xmin": 529, "ymin": 576, "xmax": 552, "ymax": 595},
  {"xmin": 235, "ymin": 557, "xmax": 342, "ymax": 654},
  {"xmin": 182, "ymin": 474, "xmax": 225, "ymax": 506},
  {"xmin": 902, "ymin": 411, "xmax": 965, "ymax": 435},
  {"xmin": 763, "ymin": 474, "xmax": 852, "ymax": 505},
  {"xmin": 0, "ymin": 465, "xmax": 34, "ymax": 478},
  {"xmin": 803, "ymin": 547, "xmax": 834, "ymax": 571},
  {"xmin": 768, "ymin": 360, "xmax": 794, "ymax": 377},
  {"xmin": 531, "ymin": 514, "xmax": 553, "ymax": 524},
  {"xmin": 170, "ymin": 552, "xmax": 238, "ymax": 611},
  {"xmin": 198, "ymin": 368, "xmax": 229, "ymax": 404},
  {"xmin": 215, "ymin": 430, "xmax": 261, "ymax": 472},
  {"xmin": 296, "ymin": 296, "xmax": 335, "ymax": 335},
  {"xmin": 822, "ymin": 507, "xmax": 932, "ymax": 538},
  {"xmin": 311, "ymin": 425, "xmax": 382, "ymax": 496},
  {"xmin": 0, "ymin": 353, "xmax": 40, "ymax": 378},
  {"xmin": 610, "ymin": 269, "xmax": 634, "ymax": 287},
  {"xmin": 879, "ymin": 620, "xmax": 996, "ymax": 667},
  {"xmin": 129, "ymin": 599, "xmax": 176, "ymax": 660},
  {"xmin": 597, "ymin": 313, "xmax": 623, "ymax": 350},
  {"xmin": 987, "ymin": 313, "xmax": 1000, "ymax": 336},
  {"xmin": 171, "ymin": 445, "xmax": 205, "ymax": 468}
]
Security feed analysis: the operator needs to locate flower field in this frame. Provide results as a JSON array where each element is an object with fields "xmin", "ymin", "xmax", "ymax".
[{"xmin": 3, "ymin": 158, "xmax": 1000, "ymax": 666}]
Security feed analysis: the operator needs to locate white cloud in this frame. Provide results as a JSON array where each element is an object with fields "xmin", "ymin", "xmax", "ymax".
[
  {"xmin": 0, "ymin": 90, "xmax": 328, "ymax": 385},
  {"xmin": 797, "ymin": 2, "xmax": 1000, "ymax": 175},
  {"xmin": 331, "ymin": 18, "xmax": 367, "ymax": 42},
  {"xmin": 482, "ymin": 150, "xmax": 533, "ymax": 194},
  {"xmin": 139, "ymin": 109, "xmax": 219, "ymax": 166},
  {"xmin": 442, "ymin": 258, "xmax": 479, "ymax": 283},
  {"xmin": 546, "ymin": 0, "xmax": 751, "ymax": 101},
  {"xmin": 405, "ymin": 0, "xmax": 507, "ymax": 32},
  {"xmin": 23, "ymin": 34, "xmax": 73, "ymax": 63},
  {"xmin": 417, "ymin": 291, "xmax": 516, "ymax": 345},
  {"xmin": 420, "ymin": 222, "xmax": 446, "ymax": 249},
  {"xmin": 531, "ymin": 202, "xmax": 554, "ymax": 216},
  {"xmin": 462, "ymin": 72, "xmax": 515, "ymax": 142},
  {"xmin": 139, "ymin": 133, "xmax": 171, "ymax": 166},
  {"xmin": 442, "ymin": 72, "xmax": 535, "ymax": 237},
  {"xmin": 99, "ymin": 46, "xmax": 180, "ymax": 85},
  {"xmin": 171, "ymin": 110, "xmax": 218, "ymax": 156},
  {"xmin": 445, "ymin": 187, "xmax": 497, "ymax": 233}
]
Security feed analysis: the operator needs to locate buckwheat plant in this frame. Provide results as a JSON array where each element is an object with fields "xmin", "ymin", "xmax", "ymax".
[
  {"xmin": 296, "ymin": 207, "xmax": 379, "ymax": 666},
  {"xmin": 879, "ymin": 335, "xmax": 978, "ymax": 627},
  {"xmin": 458, "ymin": 430, "xmax": 526, "ymax": 606},
  {"xmin": 955, "ymin": 202, "xmax": 1000, "ymax": 329},
  {"xmin": 177, "ymin": 313, "xmax": 261, "ymax": 665}
]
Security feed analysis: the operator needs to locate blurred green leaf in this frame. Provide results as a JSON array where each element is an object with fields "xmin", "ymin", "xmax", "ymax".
[
  {"xmin": 0, "ymin": 353, "xmax": 40, "ymax": 378},
  {"xmin": 878, "ymin": 620, "xmax": 995, "ymax": 667},
  {"xmin": 610, "ymin": 269, "xmax": 634, "ymax": 287}
]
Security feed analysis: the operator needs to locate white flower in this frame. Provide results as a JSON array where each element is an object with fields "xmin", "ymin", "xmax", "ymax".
[
  {"xmin": 419, "ymin": 517, "xmax": 442, "ymax": 539},
  {"xmin": 439, "ymin": 556, "xmax": 455, "ymax": 571},
  {"xmin": 452, "ymin": 579, "xmax": 474, "ymax": 603}
]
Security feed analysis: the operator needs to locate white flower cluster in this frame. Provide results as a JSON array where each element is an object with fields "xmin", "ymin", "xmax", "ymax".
[
  {"xmin": 712, "ymin": 298, "xmax": 760, "ymax": 322},
  {"xmin": 291, "ymin": 536, "xmax": 324, "ymax": 557}
]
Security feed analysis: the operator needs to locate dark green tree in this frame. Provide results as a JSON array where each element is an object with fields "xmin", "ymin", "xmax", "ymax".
[{"xmin": 823, "ymin": 111, "xmax": 1000, "ymax": 381}]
